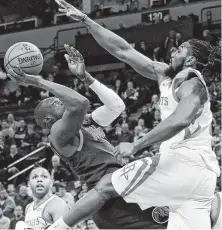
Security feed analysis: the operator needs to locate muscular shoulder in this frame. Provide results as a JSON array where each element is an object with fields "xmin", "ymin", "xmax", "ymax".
[{"xmin": 176, "ymin": 75, "xmax": 208, "ymax": 104}]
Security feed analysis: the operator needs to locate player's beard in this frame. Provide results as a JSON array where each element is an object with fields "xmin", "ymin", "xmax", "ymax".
[{"xmin": 165, "ymin": 64, "xmax": 183, "ymax": 79}]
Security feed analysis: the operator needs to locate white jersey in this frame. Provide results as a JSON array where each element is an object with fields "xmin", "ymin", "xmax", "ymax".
[
  {"xmin": 212, "ymin": 192, "xmax": 222, "ymax": 229},
  {"xmin": 25, "ymin": 195, "xmax": 57, "ymax": 230},
  {"xmin": 159, "ymin": 67, "xmax": 220, "ymax": 176}
]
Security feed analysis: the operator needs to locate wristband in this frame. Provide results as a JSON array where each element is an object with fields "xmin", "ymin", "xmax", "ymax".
[
  {"xmin": 81, "ymin": 14, "xmax": 87, "ymax": 23},
  {"xmin": 48, "ymin": 217, "xmax": 71, "ymax": 230}
]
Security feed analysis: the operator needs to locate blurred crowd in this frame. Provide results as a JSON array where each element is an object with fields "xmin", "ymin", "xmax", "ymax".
[
  {"xmin": 0, "ymin": 0, "xmax": 205, "ymax": 27},
  {"xmin": 0, "ymin": 1, "xmax": 221, "ymax": 228}
]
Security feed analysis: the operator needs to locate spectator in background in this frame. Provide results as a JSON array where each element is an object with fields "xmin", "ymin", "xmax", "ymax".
[
  {"xmin": 0, "ymin": 207, "xmax": 10, "ymax": 230},
  {"xmin": 153, "ymin": 110, "xmax": 161, "ymax": 123},
  {"xmin": 86, "ymin": 219, "xmax": 98, "ymax": 230},
  {"xmin": 57, "ymin": 183, "xmax": 75, "ymax": 207},
  {"xmin": 176, "ymin": 32, "xmax": 183, "ymax": 46},
  {"xmin": 151, "ymin": 94, "xmax": 160, "ymax": 111},
  {"xmin": 0, "ymin": 121, "xmax": 15, "ymax": 150},
  {"xmin": 137, "ymin": 118, "xmax": 147, "ymax": 131},
  {"xmin": 153, "ymin": 47, "xmax": 164, "ymax": 62},
  {"xmin": 0, "ymin": 138, "xmax": 7, "ymax": 183},
  {"xmin": 138, "ymin": 41, "xmax": 149, "ymax": 57},
  {"xmin": 7, "ymin": 144, "xmax": 23, "ymax": 181},
  {"xmin": 10, "ymin": 205, "xmax": 24, "ymax": 229},
  {"xmin": 7, "ymin": 184, "xmax": 16, "ymax": 200},
  {"xmin": 133, "ymin": 126, "xmax": 144, "ymax": 142},
  {"xmin": 38, "ymin": 128, "xmax": 50, "ymax": 147},
  {"xmin": 51, "ymin": 155, "xmax": 71, "ymax": 182},
  {"xmin": 21, "ymin": 124, "xmax": 40, "ymax": 153},
  {"xmin": 14, "ymin": 185, "xmax": 32, "ymax": 211},
  {"xmin": 81, "ymin": 183, "xmax": 88, "ymax": 194},
  {"xmin": 113, "ymin": 79, "xmax": 124, "ymax": 97},
  {"xmin": 7, "ymin": 113, "xmax": 19, "ymax": 132},
  {"xmin": 12, "ymin": 88, "xmax": 24, "ymax": 106},
  {"xmin": 14, "ymin": 119, "xmax": 27, "ymax": 147},
  {"xmin": 139, "ymin": 105, "xmax": 153, "ymax": 129},
  {"xmin": 212, "ymin": 125, "xmax": 221, "ymax": 153},
  {"xmin": 123, "ymin": 80, "xmax": 139, "ymax": 113},
  {"xmin": 203, "ymin": 29, "xmax": 217, "ymax": 46},
  {"xmin": 164, "ymin": 29, "xmax": 177, "ymax": 62},
  {"xmin": 0, "ymin": 188, "xmax": 16, "ymax": 219},
  {"xmin": 116, "ymin": 111, "xmax": 129, "ymax": 126},
  {"xmin": 1, "ymin": 88, "xmax": 14, "ymax": 105},
  {"xmin": 116, "ymin": 123, "xmax": 134, "ymax": 143}
]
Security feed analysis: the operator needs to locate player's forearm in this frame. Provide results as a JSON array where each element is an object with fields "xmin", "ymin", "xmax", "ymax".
[
  {"xmin": 37, "ymin": 78, "xmax": 89, "ymax": 111},
  {"xmin": 84, "ymin": 17, "xmax": 131, "ymax": 58},
  {"xmin": 133, "ymin": 115, "xmax": 188, "ymax": 153},
  {"xmin": 89, "ymin": 76, "xmax": 125, "ymax": 112}
]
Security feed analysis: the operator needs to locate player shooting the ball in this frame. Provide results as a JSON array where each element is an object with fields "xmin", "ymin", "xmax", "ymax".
[{"xmin": 7, "ymin": 45, "xmax": 169, "ymax": 229}]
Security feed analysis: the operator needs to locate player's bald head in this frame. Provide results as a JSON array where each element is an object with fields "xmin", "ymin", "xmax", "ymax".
[
  {"xmin": 34, "ymin": 97, "xmax": 65, "ymax": 129},
  {"xmin": 29, "ymin": 167, "xmax": 50, "ymax": 180}
]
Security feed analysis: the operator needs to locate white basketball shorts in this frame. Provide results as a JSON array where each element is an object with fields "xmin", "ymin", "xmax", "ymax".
[{"xmin": 112, "ymin": 147, "xmax": 217, "ymax": 229}]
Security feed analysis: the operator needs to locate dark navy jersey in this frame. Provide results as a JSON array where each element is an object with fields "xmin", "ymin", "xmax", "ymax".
[
  {"xmin": 50, "ymin": 118, "xmax": 168, "ymax": 229},
  {"xmin": 51, "ymin": 120, "xmax": 121, "ymax": 189}
]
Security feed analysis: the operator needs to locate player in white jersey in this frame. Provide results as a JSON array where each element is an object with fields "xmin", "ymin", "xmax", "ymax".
[
  {"xmin": 48, "ymin": 1, "xmax": 222, "ymax": 230},
  {"xmin": 15, "ymin": 167, "xmax": 68, "ymax": 230}
]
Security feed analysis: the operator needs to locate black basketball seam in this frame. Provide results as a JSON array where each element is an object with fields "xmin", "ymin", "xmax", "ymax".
[
  {"xmin": 5, "ymin": 43, "xmax": 25, "ymax": 66},
  {"xmin": 15, "ymin": 62, "xmax": 43, "ymax": 68},
  {"xmin": 5, "ymin": 50, "xmax": 42, "ymax": 68}
]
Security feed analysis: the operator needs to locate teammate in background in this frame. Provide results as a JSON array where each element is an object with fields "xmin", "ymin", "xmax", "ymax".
[
  {"xmin": 15, "ymin": 167, "xmax": 68, "ymax": 230},
  {"xmin": 45, "ymin": 1, "xmax": 221, "ymax": 229},
  {"xmin": 8, "ymin": 45, "xmax": 168, "ymax": 229}
]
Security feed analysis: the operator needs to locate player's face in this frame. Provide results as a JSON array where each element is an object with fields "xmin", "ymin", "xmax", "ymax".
[
  {"xmin": 14, "ymin": 206, "xmax": 23, "ymax": 217},
  {"xmin": 170, "ymin": 43, "xmax": 189, "ymax": 71},
  {"xmin": 28, "ymin": 168, "xmax": 52, "ymax": 198}
]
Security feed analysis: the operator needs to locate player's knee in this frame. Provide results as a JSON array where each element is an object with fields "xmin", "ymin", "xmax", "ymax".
[{"xmin": 95, "ymin": 173, "xmax": 118, "ymax": 201}]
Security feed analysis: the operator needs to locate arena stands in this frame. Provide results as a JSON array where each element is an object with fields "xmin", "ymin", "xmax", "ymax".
[{"xmin": 0, "ymin": 0, "xmax": 221, "ymax": 229}]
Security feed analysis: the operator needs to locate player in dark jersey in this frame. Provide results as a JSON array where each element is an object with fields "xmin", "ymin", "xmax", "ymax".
[{"xmin": 7, "ymin": 45, "xmax": 168, "ymax": 229}]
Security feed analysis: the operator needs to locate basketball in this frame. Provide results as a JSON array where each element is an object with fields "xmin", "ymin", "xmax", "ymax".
[{"xmin": 4, "ymin": 42, "xmax": 43, "ymax": 75}]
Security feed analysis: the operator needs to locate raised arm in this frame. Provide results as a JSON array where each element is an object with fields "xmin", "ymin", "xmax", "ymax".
[
  {"xmin": 54, "ymin": 0, "xmax": 168, "ymax": 84},
  {"xmin": 8, "ymin": 67, "xmax": 89, "ymax": 155},
  {"xmin": 115, "ymin": 77, "xmax": 208, "ymax": 156},
  {"xmin": 64, "ymin": 45, "xmax": 125, "ymax": 127}
]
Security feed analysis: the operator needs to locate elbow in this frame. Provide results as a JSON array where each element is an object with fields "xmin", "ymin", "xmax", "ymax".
[
  {"xmin": 111, "ymin": 97, "xmax": 126, "ymax": 115},
  {"xmin": 82, "ymin": 98, "xmax": 90, "ymax": 112},
  {"xmin": 171, "ymin": 117, "xmax": 191, "ymax": 130}
]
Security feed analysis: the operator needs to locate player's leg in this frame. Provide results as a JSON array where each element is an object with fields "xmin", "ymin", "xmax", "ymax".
[{"xmin": 62, "ymin": 173, "xmax": 119, "ymax": 227}]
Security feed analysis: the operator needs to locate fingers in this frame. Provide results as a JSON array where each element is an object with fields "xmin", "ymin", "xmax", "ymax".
[
  {"xmin": 58, "ymin": 8, "xmax": 67, "ymax": 13},
  {"xmin": 8, "ymin": 68, "xmax": 19, "ymax": 78},
  {"xmin": 113, "ymin": 145, "xmax": 120, "ymax": 157},
  {"xmin": 71, "ymin": 47, "xmax": 84, "ymax": 62},
  {"xmin": 7, "ymin": 73, "xmax": 17, "ymax": 82},
  {"xmin": 64, "ymin": 44, "xmax": 76, "ymax": 58},
  {"xmin": 16, "ymin": 65, "xmax": 25, "ymax": 76}
]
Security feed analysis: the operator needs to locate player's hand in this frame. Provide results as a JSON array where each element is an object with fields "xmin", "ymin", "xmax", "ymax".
[
  {"xmin": 114, "ymin": 142, "xmax": 136, "ymax": 157},
  {"xmin": 7, "ymin": 66, "xmax": 41, "ymax": 87},
  {"xmin": 64, "ymin": 44, "xmax": 87, "ymax": 80},
  {"xmin": 55, "ymin": 0, "xmax": 87, "ymax": 22}
]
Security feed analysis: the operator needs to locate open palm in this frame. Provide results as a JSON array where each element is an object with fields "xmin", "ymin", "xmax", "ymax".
[
  {"xmin": 64, "ymin": 44, "xmax": 86, "ymax": 79},
  {"xmin": 55, "ymin": 0, "xmax": 86, "ymax": 21}
]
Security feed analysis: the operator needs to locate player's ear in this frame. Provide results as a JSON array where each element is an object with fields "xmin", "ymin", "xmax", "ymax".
[
  {"xmin": 27, "ymin": 181, "xmax": 30, "ymax": 188},
  {"xmin": 184, "ymin": 55, "xmax": 197, "ymax": 67}
]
